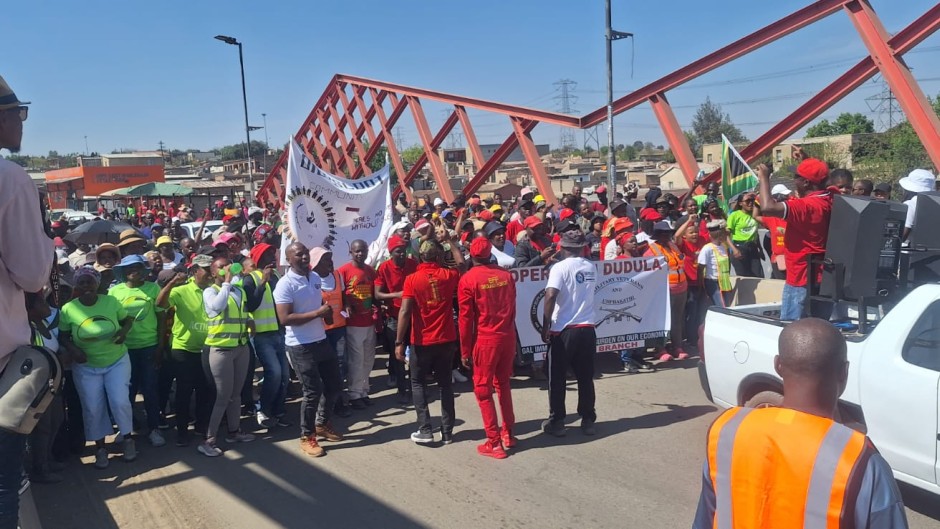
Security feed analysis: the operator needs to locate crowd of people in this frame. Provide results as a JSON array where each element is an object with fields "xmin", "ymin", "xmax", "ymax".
[{"xmin": 0, "ymin": 71, "xmax": 928, "ymax": 528}]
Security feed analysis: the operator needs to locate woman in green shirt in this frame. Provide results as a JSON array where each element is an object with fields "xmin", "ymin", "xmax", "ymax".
[
  {"xmin": 726, "ymin": 192, "xmax": 764, "ymax": 278},
  {"xmin": 60, "ymin": 267, "xmax": 135, "ymax": 470},
  {"xmin": 109, "ymin": 255, "xmax": 167, "ymax": 448}
]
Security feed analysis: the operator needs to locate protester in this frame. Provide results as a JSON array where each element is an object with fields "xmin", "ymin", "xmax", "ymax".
[
  {"xmin": 761, "ymin": 184, "xmax": 791, "ymax": 280},
  {"xmin": 375, "ymin": 235, "xmax": 418, "ymax": 405},
  {"xmin": 757, "ymin": 155, "xmax": 834, "ymax": 321},
  {"xmin": 646, "ymin": 221, "xmax": 689, "ymax": 361},
  {"xmin": 199, "ymin": 257, "xmax": 255, "ymax": 457},
  {"xmin": 156, "ymin": 236, "xmax": 183, "ymax": 269},
  {"xmin": 899, "ymin": 169, "xmax": 936, "ymax": 241},
  {"xmin": 118, "ymin": 228, "xmax": 148, "ymax": 257},
  {"xmin": 726, "ymin": 192, "xmax": 763, "ymax": 278},
  {"xmin": 68, "ymin": 243, "xmax": 92, "ymax": 269},
  {"xmin": 396, "ymin": 239, "xmax": 465, "ymax": 445},
  {"xmin": 457, "ymin": 238, "xmax": 517, "ymax": 459},
  {"xmin": 485, "ymin": 222, "xmax": 515, "ymax": 268},
  {"xmin": 873, "ymin": 182, "xmax": 891, "ymax": 201},
  {"xmin": 540, "ymin": 230, "xmax": 597, "ymax": 437},
  {"xmin": 243, "ymin": 243, "xmax": 290, "ymax": 429},
  {"xmin": 59, "ymin": 267, "xmax": 136, "ymax": 469},
  {"xmin": 338, "ymin": 240, "xmax": 377, "ymax": 410},
  {"xmin": 274, "ymin": 243, "xmax": 344, "ymax": 457},
  {"xmin": 692, "ymin": 318, "xmax": 908, "ymax": 529},
  {"xmin": 311, "ymin": 249, "xmax": 351, "ymax": 418},
  {"xmin": 505, "ymin": 197, "xmax": 533, "ymax": 244},
  {"xmin": 852, "ymin": 179, "xmax": 874, "ymax": 197},
  {"xmin": 830, "ymin": 168, "xmax": 854, "ymax": 195},
  {"xmin": 698, "ymin": 221, "xmax": 734, "ymax": 308},
  {"xmin": 155, "ymin": 257, "xmax": 212, "ymax": 446},
  {"xmin": 678, "ymin": 218, "xmax": 705, "ymax": 349},
  {"xmin": 514, "ymin": 216, "xmax": 555, "ymax": 268}
]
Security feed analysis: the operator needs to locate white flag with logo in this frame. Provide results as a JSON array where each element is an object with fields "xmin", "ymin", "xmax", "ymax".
[{"xmin": 280, "ymin": 138, "xmax": 394, "ymax": 268}]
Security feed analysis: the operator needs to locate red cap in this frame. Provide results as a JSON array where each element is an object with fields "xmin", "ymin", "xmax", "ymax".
[
  {"xmin": 639, "ymin": 208, "xmax": 663, "ymax": 222},
  {"xmin": 559, "ymin": 208, "xmax": 575, "ymax": 221},
  {"xmin": 612, "ymin": 217, "xmax": 634, "ymax": 234},
  {"xmin": 796, "ymin": 158, "xmax": 829, "ymax": 184},
  {"xmin": 469, "ymin": 237, "xmax": 492, "ymax": 259},
  {"xmin": 478, "ymin": 210, "xmax": 494, "ymax": 222},
  {"xmin": 53, "ymin": 236, "xmax": 66, "ymax": 247},
  {"xmin": 523, "ymin": 216, "xmax": 543, "ymax": 229},
  {"xmin": 387, "ymin": 235, "xmax": 407, "ymax": 252},
  {"xmin": 415, "ymin": 219, "xmax": 430, "ymax": 232},
  {"xmin": 469, "ymin": 197, "xmax": 482, "ymax": 206},
  {"xmin": 249, "ymin": 243, "xmax": 274, "ymax": 266}
]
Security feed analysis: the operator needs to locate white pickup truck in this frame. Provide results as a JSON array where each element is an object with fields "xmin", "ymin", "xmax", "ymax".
[{"xmin": 699, "ymin": 283, "xmax": 940, "ymax": 495}]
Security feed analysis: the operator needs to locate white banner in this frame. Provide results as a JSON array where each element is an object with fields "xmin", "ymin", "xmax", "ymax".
[
  {"xmin": 280, "ymin": 138, "xmax": 394, "ymax": 268},
  {"xmin": 510, "ymin": 257, "xmax": 671, "ymax": 361}
]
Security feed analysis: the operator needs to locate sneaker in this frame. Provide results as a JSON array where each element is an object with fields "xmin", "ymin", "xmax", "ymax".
[
  {"xmin": 581, "ymin": 420, "xmax": 597, "ymax": 436},
  {"xmin": 410, "ymin": 431, "xmax": 434, "ymax": 444},
  {"xmin": 637, "ymin": 360, "xmax": 657, "ymax": 373},
  {"xmin": 198, "ymin": 440, "xmax": 223, "ymax": 457},
  {"xmin": 257, "ymin": 411, "xmax": 274, "ymax": 429},
  {"xmin": 622, "ymin": 360, "xmax": 640, "ymax": 374},
  {"xmin": 315, "ymin": 423, "xmax": 344, "ymax": 442},
  {"xmin": 452, "ymin": 369, "xmax": 468, "ymax": 383},
  {"xmin": 386, "ymin": 374, "xmax": 397, "ymax": 388},
  {"xmin": 541, "ymin": 419, "xmax": 566, "ymax": 437},
  {"xmin": 300, "ymin": 436, "xmax": 325, "ymax": 457},
  {"xmin": 123, "ymin": 438, "xmax": 138, "ymax": 462},
  {"xmin": 675, "ymin": 348, "xmax": 690, "ymax": 360},
  {"xmin": 501, "ymin": 430, "xmax": 518, "ymax": 449},
  {"xmin": 441, "ymin": 432, "xmax": 453, "ymax": 445},
  {"xmin": 350, "ymin": 398, "xmax": 367, "ymax": 410},
  {"xmin": 477, "ymin": 441, "xmax": 508, "ymax": 459},
  {"xmin": 176, "ymin": 432, "xmax": 193, "ymax": 447},
  {"xmin": 94, "ymin": 447, "xmax": 109, "ymax": 469},
  {"xmin": 148, "ymin": 429, "xmax": 166, "ymax": 447},
  {"xmin": 225, "ymin": 431, "xmax": 256, "ymax": 443}
]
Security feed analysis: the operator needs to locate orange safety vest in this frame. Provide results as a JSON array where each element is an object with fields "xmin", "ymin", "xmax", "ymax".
[
  {"xmin": 321, "ymin": 270, "xmax": 346, "ymax": 331},
  {"xmin": 706, "ymin": 407, "xmax": 872, "ymax": 529},
  {"xmin": 648, "ymin": 242, "xmax": 686, "ymax": 286}
]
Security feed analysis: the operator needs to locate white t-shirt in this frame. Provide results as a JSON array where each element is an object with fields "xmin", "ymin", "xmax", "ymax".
[
  {"xmin": 904, "ymin": 196, "xmax": 918, "ymax": 229},
  {"xmin": 604, "ymin": 239, "xmax": 620, "ymax": 260},
  {"xmin": 273, "ymin": 269, "xmax": 327, "ymax": 346},
  {"xmin": 491, "ymin": 247, "xmax": 514, "ymax": 268},
  {"xmin": 162, "ymin": 252, "xmax": 184, "ymax": 269},
  {"xmin": 546, "ymin": 256, "xmax": 597, "ymax": 332},
  {"xmin": 697, "ymin": 243, "xmax": 728, "ymax": 280}
]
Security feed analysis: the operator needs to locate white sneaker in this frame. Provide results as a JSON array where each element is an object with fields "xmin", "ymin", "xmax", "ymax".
[
  {"xmin": 452, "ymin": 369, "xmax": 468, "ymax": 383},
  {"xmin": 148, "ymin": 429, "xmax": 166, "ymax": 447},
  {"xmin": 198, "ymin": 441, "xmax": 223, "ymax": 457},
  {"xmin": 257, "ymin": 411, "xmax": 274, "ymax": 429}
]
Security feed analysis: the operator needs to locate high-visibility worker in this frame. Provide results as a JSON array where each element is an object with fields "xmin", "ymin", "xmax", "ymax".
[
  {"xmin": 692, "ymin": 318, "xmax": 908, "ymax": 529},
  {"xmin": 457, "ymin": 238, "xmax": 517, "ymax": 459}
]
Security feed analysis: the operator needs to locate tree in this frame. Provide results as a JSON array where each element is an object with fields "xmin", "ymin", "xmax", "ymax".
[
  {"xmin": 686, "ymin": 97, "xmax": 747, "ymax": 155},
  {"xmin": 619, "ymin": 145, "xmax": 637, "ymax": 161},
  {"xmin": 643, "ymin": 141, "xmax": 655, "ymax": 151},
  {"xmin": 401, "ymin": 144, "xmax": 425, "ymax": 166},
  {"xmin": 214, "ymin": 140, "xmax": 269, "ymax": 161},
  {"xmin": 632, "ymin": 140, "xmax": 645, "ymax": 150},
  {"xmin": 805, "ymin": 112, "xmax": 875, "ymax": 138},
  {"xmin": 663, "ymin": 149, "xmax": 676, "ymax": 164}
]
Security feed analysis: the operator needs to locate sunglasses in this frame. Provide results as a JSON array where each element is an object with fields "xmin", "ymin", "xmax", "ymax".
[{"xmin": 5, "ymin": 106, "xmax": 27, "ymax": 122}]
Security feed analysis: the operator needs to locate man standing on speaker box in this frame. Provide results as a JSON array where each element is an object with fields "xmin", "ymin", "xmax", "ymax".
[
  {"xmin": 756, "ymin": 148, "xmax": 834, "ymax": 321},
  {"xmin": 0, "ymin": 75, "xmax": 54, "ymax": 529}
]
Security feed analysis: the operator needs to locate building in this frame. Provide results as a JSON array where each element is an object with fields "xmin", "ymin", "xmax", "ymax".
[
  {"xmin": 187, "ymin": 151, "xmax": 218, "ymax": 164},
  {"xmin": 100, "ymin": 152, "xmax": 165, "ymax": 167},
  {"xmin": 45, "ymin": 165, "xmax": 165, "ymax": 209},
  {"xmin": 772, "ymin": 133, "xmax": 863, "ymax": 171},
  {"xmin": 657, "ymin": 162, "xmax": 719, "ymax": 192}
]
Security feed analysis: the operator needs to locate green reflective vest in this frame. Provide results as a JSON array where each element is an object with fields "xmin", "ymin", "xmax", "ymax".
[
  {"xmin": 249, "ymin": 270, "xmax": 279, "ymax": 333},
  {"xmin": 205, "ymin": 284, "xmax": 249, "ymax": 348}
]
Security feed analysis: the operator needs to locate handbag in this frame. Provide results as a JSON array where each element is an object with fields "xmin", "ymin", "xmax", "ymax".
[{"xmin": 0, "ymin": 345, "xmax": 62, "ymax": 434}]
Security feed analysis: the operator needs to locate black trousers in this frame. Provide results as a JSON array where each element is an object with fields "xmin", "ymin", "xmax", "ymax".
[
  {"xmin": 410, "ymin": 341, "xmax": 456, "ymax": 435},
  {"xmin": 287, "ymin": 340, "xmax": 342, "ymax": 438},
  {"xmin": 171, "ymin": 349, "xmax": 211, "ymax": 436},
  {"xmin": 547, "ymin": 327, "xmax": 597, "ymax": 425},
  {"xmin": 241, "ymin": 340, "xmax": 257, "ymax": 408},
  {"xmin": 381, "ymin": 320, "xmax": 410, "ymax": 394},
  {"xmin": 731, "ymin": 241, "xmax": 764, "ymax": 278}
]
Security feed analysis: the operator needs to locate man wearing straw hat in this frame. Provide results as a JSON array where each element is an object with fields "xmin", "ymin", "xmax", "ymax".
[{"xmin": 0, "ymin": 74, "xmax": 54, "ymax": 529}]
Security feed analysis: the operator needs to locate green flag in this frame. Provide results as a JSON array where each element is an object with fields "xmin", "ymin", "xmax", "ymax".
[{"xmin": 721, "ymin": 134, "xmax": 757, "ymax": 210}]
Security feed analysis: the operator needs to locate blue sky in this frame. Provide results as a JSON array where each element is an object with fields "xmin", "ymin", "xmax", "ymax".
[{"xmin": 3, "ymin": 0, "xmax": 939, "ymax": 158}]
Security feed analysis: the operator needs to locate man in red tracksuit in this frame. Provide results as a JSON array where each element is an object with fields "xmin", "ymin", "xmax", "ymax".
[{"xmin": 457, "ymin": 238, "xmax": 517, "ymax": 459}]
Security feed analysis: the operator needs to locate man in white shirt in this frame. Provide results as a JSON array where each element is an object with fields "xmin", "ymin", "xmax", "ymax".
[
  {"xmin": 273, "ymin": 242, "xmax": 344, "ymax": 458},
  {"xmin": 540, "ymin": 230, "xmax": 597, "ymax": 437},
  {"xmin": 0, "ymin": 75, "xmax": 54, "ymax": 528},
  {"xmin": 898, "ymin": 169, "xmax": 936, "ymax": 242}
]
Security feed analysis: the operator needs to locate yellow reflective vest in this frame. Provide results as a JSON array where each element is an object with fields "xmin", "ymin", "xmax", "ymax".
[
  {"xmin": 205, "ymin": 284, "xmax": 249, "ymax": 348},
  {"xmin": 248, "ymin": 270, "xmax": 279, "ymax": 333}
]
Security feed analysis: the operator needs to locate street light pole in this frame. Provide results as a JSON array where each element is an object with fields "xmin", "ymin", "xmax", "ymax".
[
  {"xmin": 262, "ymin": 112, "xmax": 269, "ymax": 175},
  {"xmin": 605, "ymin": 1, "xmax": 633, "ymax": 197},
  {"xmin": 215, "ymin": 35, "xmax": 254, "ymax": 196}
]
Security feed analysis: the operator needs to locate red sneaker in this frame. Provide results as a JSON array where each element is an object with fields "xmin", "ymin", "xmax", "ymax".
[
  {"xmin": 501, "ymin": 430, "xmax": 518, "ymax": 449},
  {"xmin": 477, "ymin": 441, "xmax": 508, "ymax": 459}
]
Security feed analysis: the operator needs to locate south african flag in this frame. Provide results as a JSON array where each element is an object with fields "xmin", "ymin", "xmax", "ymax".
[{"xmin": 721, "ymin": 134, "xmax": 757, "ymax": 210}]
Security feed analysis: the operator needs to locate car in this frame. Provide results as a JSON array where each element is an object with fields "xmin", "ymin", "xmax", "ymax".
[
  {"xmin": 699, "ymin": 282, "xmax": 940, "ymax": 496},
  {"xmin": 62, "ymin": 210, "xmax": 100, "ymax": 225},
  {"xmin": 179, "ymin": 220, "xmax": 223, "ymax": 242}
]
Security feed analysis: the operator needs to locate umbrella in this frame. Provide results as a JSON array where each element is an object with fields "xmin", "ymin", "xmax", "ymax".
[
  {"xmin": 63, "ymin": 219, "xmax": 135, "ymax": 245},
  {"xmin": 101, "ymin": 182, "xmax": 193, "ymax": 197}
]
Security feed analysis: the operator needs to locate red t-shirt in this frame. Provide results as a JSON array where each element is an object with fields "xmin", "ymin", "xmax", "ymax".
[
  {"xmin": 782, "ymin": 190, "xmax": 833, "ymax": 287},
  {"xmin": 402, "ymin": 262, "xmax": 459, "ymax": 346},
  {"xmin": 337, "ymin": 262, "xmax": 377, "ymax": 327},
  {"xmin": 763, "ymin": 216, "xmax": 787, "ymax": 258},
  {"xmin": 591, "ymin": 201, "xmax": 607, "ymax": 213},
  {"xmin": 679, "ymin": 238, "xmax": 705, "ymax": 282},
  {"xmin": 505, "ymin": 218, "xmax": 524, "ymax": 245},
  {"xmin": 456, "ymin": 264, "xmax": 516, "ymax": 359},
  {"xmin": 375, "ymin": 257, "xmax": 418, "ymax": 319}
]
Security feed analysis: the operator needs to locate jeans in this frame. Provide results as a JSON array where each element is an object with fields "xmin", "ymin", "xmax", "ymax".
[
  {"xmin": 703, "ymin": 279, "xmax": 733, "ymax": 308},
  {"xmin": 780, "ymin": 283, "xmax": 806, "ymax": 321},
  {"xmin": 73, "ymin": 354, "xmax": 134, "ymax": 441},
  {"xmin": 253, "ymin": 331, "xmax": 289, "ymax": 418},
  {"xmin": 0, "ymin": 430, "xmax": 26, "ymax": 529},
  {"xmin": 170, "ymin": 349, "xmax": 210, "ymax": 436},
  {"xmin": 345, "ymin": 326, "xmax": 376, "ymax": 400},
  {"xmin": 547, "ymin": 327, "xmax": 596, "ymax": 425},
  {"xmin": 668, "ymin": 290, "xmax": 689, "ymax": 351},
  {"xmin": 325, "ymin": 327, "xmax": 347, "ymax": 388},
  {"xmin": 286, "ymin": 341, "xmax": 342, "ymax": 437},
  {"xmin": 684, "ymin": 286, "xmax": 703, "ymax": 346},
  {"xmin": 240, "ymin": 341, "xmax": 257, "ymax": 410},
  {"xmin": 128, "ymin": 345, "xmax": 160, "ymax": 431},
  {"xmin": 202, "ymin": 345, "xmax": 251, "ymax": 441},
  {"xmin": 410, "ymin": 341, "xmax": 456, "ymax": 436}
]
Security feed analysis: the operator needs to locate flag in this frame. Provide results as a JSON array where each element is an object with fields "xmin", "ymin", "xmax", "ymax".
[{"xmin": 720, "ymin": 134, "xmax": 757, "ymax": 209}]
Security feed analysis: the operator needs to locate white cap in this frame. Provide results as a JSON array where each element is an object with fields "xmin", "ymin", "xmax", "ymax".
[
  {"xmin": 222, "ymin": 196, "xmax": 230, "ymax": 201},
  {"xmin": 771, "ymin": 184, "xmax": 792, "ymax": 196},
  {"xmin": 899, "ymin": 169, "xmax": 936, "ymax": 193},
  {"xmin": 433, "ymin": 197, "xmax": 444, "ymax": 206}
]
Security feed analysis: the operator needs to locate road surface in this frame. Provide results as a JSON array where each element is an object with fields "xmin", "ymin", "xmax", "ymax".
[{"xmin": 32, "ymin": 354, "xmax": 940, "ymax": 528}]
